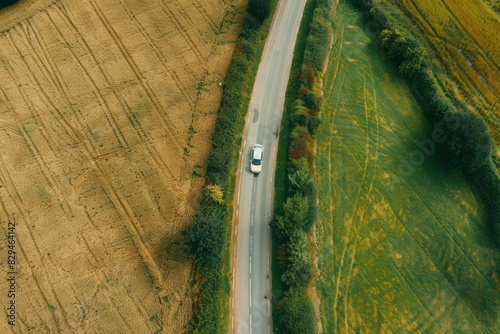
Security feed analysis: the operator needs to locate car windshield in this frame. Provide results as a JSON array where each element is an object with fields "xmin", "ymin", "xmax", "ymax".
[{"xmin": 252, "ymin": 158, "xmax": 261, "ymax": 165}]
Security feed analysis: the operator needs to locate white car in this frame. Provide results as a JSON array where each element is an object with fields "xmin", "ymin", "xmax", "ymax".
[{"xmin": 250, "ymin": 144, "xmax": 263, "ymax": 174}]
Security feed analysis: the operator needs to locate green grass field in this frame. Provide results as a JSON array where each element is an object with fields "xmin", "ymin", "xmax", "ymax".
[{"xmin": 316, "ymin": 2, "xmax": 500, "ymax": 333}]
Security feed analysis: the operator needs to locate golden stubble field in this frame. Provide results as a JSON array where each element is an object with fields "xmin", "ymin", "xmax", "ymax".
[{"xmin": 0, "ymin": 0, "xmax": 244, "ymax": 332}]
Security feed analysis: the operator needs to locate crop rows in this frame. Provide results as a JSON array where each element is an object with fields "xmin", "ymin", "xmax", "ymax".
[{"xmin": 393, "ymin": 0, "xmax": 500, "ymax": 145}]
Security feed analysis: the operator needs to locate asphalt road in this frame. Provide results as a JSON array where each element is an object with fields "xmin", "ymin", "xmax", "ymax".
[{"xmin": 232, "ymin": 1, "xmax": 307, "ymax": 333}]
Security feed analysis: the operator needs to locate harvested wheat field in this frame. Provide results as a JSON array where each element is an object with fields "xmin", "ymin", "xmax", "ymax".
[{"xmin": 0, "ymin": 0, "xmax": 244, "ymax": 332}]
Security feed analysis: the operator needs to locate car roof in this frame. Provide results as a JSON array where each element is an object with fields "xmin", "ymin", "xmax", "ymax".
[{"xmin": 253, "ymin": 145, "xmax": 263, "ymax": 159}]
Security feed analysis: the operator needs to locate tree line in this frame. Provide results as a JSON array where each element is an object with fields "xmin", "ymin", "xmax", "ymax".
[
  {"xmin": 271, "ymin": 0, "xmax": 334, "ymax": 333},
  {"xmin": 349, "ymin": 0, "xmax": 500, "ymax": 242}
]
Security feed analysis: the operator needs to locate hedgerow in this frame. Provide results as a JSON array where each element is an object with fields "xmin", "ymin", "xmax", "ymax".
[
  {"xmin": 271, "ymin": 0, "xmax": 334, "ymax": 332},
  {"xmin": 278, "ymin": 287, "xmax": 316, "ymax": 334},
  {"xmin": 181, "ymin": 2, "xmax": 278, "ymax": 333},
  {"xmin": 347, "ymin": 0, "xmax": 500, "ymax": 243}
]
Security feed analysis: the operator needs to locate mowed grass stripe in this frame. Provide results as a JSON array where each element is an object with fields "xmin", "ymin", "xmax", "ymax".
[{"xmin": 317, "ymin": 2, "xmax": 500, "ymax": 333}]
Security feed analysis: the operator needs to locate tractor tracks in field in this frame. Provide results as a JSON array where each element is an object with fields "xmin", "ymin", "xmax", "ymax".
[
  {"xmin": 4, "ymin": 2, "xmax": 168, "ymax": 298},
  {"xmin": 341, "ymin": 67, "xmax": 381, "ymax": 332},
  {"xmin": 0, "ymin": 0, "xmax": 241, "ymax": 331},
  {"xmin": 439, "ymin": 0, "xmax": 500, "ymax": 71},
  {"xmin": 332, "ymin": 66, "xmax": 381, "ymax": 332},
  {"xmin": 0, "ymin": 159, "xmax": 72, "ymax": 332},
  {"xmin": 325, "ymin": 15, "xmax": 382, "ymax": 327},
  {"xmin": 155, "ymin": 0, "xmax": 205, "ymax": 64},
  {"xmin": 116, "ymin": 0, "xmax": 196, "ymax": 110},
  {"xmin": 89, "ymin": 0, "xmax": 184, "ymax": 152},
  {"xmin": 372, "ymin": 187, "xmax": 486, "ymax": 329},
  {"xmin": 55, "ymin": 1, "xmax": 179, "ymax": 182}
]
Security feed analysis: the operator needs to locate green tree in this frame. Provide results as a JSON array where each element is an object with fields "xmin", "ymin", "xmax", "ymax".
[
  {"xmin": 290, "ymin": 99, "xmax": 309, "ymax": 127},
  {"xmin": 281, "ymin": 231, "xmax": 312, "ymax": 288},
  {"xmin": 278, "ymin": 287, "xmax": 316, "ymax": 334},
  {"xmin": 436, "ymin": 112, "xmax": 493, "ymax": 171},
  {"xmin": 378, "ymin": 29, "xmax": 399, "ymax": 51},
  {"xmin": 303, "ymin": 90, "xmax": 324, "ymax": 113},
  {"xmin": 350, "ymin": 0, "xmax": 374, "ymax": 10},
  {"xmin": 247, "ymin": 0, "xmax": 271, "ymax": 22},
  {"xmin": 400, "ymin": 43, "xmax": 428, "ymax": 76},
  {"xmin": 386, "ymin": 33, "xmax": 409, "ymax": 61},
  {"xmin": 271, "ymin": 194, "xmax": 309, "ymax": 239},
  {"xmin": 182, "ymin": 217, "xmax": 225, "ymax": 268},
  {"xmin": 288, "ymin": 167, "xmax": 314, "ymax": 196}
]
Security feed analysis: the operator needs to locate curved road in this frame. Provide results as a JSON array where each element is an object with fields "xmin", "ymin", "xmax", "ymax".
[{"xmin": 232, "ymin": 1, "xmax": 307, "ymax": 333}]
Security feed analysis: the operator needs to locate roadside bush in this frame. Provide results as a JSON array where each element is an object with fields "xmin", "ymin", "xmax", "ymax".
[
  {"xmin": 206, "ymin": 56, "xmax": 250, "ymax": 186},
  {"xmin": 297, "ymin": 85, "xmax": 312, "ymax": 99},
  {"xmin": 272, "ymin": 192, "xmax": 317, "ymax": 241},
  {"xmin": 303, "ymin": 7, "xmax": 332, "ymax": 69},
  {"xmin": 288, "ymin": 166, "xmax": 314, "ymax": 196},
  {"xmin": 288, "ymin": 157, "xmax": 310, "ymax": 175},
  {"xmin": 207, "ymin": 148, "xmax": 232, "ymax": 186},
  {"xmin": 303, "ymin": 90, "xmax": 324, "ymax": 113},
  {"xmin": 248, "ymin": 0, "xmax": 271, "ymax": 22},
  {"xmin": 241, "ymin": 40, "xmax": 255, "ymax": 58},
  {"xmin": 308, "ymin": 114, "xmax": 321, "ymax": 134},
  {"xmin": 278, "ymin": 287, "xmax": 316, "ymax": 334},
  {"xmin": 350, "ymin": 0, "xmax": 373, "ymax": 10},
  {"xmin": 194, "ymin": 268, "xmax": 223, "ymax": 334},
  {"xmin": 206, "ymin": 184, "xmax": 224, "ymax": 205},
  {"xmin": 281, "ymin": 230, "xmax": 312, "ymax": 288},
  {"xmin": 182, "ymin": 214, "xmax": 225, "ymax": 269},
  {"xmin": 304, "ymin": 35, "xmax": 330, "ymax": 70},
  {"xmin": 272, "ymin": 194, "xmax": 309, "ymax": 238},
  {"xmin": 290, "ymin": 99, "xmax": 309, "ymax": 127},
  {"xmin": 299, "ymin": 63, "xmax": 315, "ymax": 89},
  {"xmin": 289, "ymin": 137, "xmax": 312, "ymax": 160},
  {"xmin": 289, "ymin": 126, "xmax": 312, "ymax": 159},
  {"xmin": 272, "ymin": 1, "xmax": 333, "ymax": 331},
  {"xmin": 240, "ymin": 14, "xmax": 260, "ymax": 40}
]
